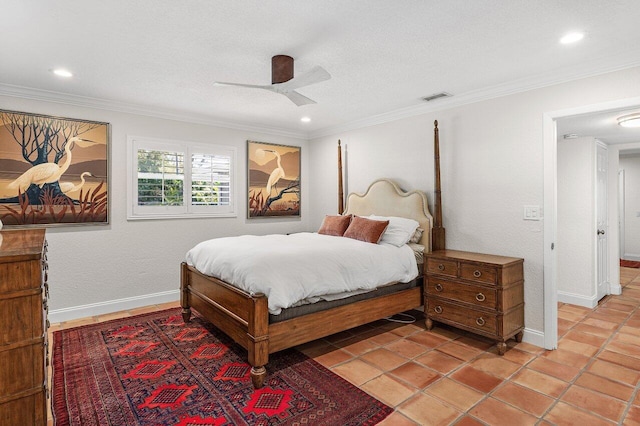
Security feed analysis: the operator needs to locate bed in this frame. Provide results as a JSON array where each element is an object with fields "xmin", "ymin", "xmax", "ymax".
[{"xmin": 181, "ymin": 123, "xmax": 444, "ymax": 389}]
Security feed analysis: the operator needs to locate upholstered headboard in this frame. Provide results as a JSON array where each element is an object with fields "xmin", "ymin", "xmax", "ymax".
[{"xmin": 343, "ymin": 179, "xmax": 433, "ymax": 250}]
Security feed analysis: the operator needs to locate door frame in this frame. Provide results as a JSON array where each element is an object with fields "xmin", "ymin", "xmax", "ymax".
[
  {"xmin": 595, "ymin": 140, "xmax": 609, "ymax": 302},
  {"xmin": 619, "ymin": 170, "xmax": 625, "ymax": 260},
  {"xmin": 543, "ymin": 96, "xmax": 640, "ymax": 350}
]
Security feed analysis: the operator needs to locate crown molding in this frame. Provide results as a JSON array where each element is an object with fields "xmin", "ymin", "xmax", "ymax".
[
  {"xmin": 3, "ymin": 54, "xmax": 640, "ymax": 143},
  {"xmin": 0, "ymin": 83, "xmax": 309, "ymax": 140},
  {"xmin": 309, "ymin": 57, "xmax": 640, "ymax": 139}
]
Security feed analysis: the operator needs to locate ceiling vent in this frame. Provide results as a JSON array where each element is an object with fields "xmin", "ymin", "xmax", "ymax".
[
  {"xmin": 422, "ymin": 92, "xmax": 452, "ymax": 102},
  {"xmin": 563, "ymin": 133, "xmax": 579, "ymax": 139}
]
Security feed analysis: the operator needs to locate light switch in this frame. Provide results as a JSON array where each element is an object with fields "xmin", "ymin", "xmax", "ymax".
[{"xmin": 524, "ymin": 205, "xmax": 541, "ymax": 221}]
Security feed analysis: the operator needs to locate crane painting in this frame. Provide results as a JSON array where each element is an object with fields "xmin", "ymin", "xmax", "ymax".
[
  {"xmin": 0, "ymin": 109, "xmax": 109, "ymax": 226},
  {"xmin": 247, "ymin": 140, "xmax": 300, "ymax": 218}
]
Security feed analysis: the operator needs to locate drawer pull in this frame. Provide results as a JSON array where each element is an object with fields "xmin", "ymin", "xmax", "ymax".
[
  {"xmin": 438, "ymin": 264, "xmax": 445, "ymax": 271},
  {"xmin": 434, "ymin": 306, "xmax": 443, "ymax": 314},
  {"xmin": 473, "ymin": 270, "xmax": 482, "ymax": 278},
  {"xmin": 434, "ymin": 283, "xmax": 443, "ymax": 292},
  {"xmin": 475, "ymin": 293, "xmax": 486, "ymax": 302},
  {"xmin": 476, "ymin": 317, "xmax": 486, "ymax": 327}
]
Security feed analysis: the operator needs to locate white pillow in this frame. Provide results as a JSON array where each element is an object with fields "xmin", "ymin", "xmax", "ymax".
[
  {"xmin": 369, "ymin": 215, "xmax": 419, "ymax": 247},
  {"xmin": 410, "ymin": 227, "xmax": 424, "ymax": 244}
]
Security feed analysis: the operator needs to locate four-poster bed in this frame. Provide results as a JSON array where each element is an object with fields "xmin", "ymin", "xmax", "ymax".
[{"xmin": 180, "ymin": 122, "xmax": 444, "ymax": 388}]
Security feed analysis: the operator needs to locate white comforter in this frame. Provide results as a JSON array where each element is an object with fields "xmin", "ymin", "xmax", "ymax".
[{"xmin": 185, "ymin": 232, "xmax": 419, "ymax": 315}]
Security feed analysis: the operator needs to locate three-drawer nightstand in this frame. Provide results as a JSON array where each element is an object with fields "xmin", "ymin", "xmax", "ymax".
[{"xmin": 424, "ymin": 249, "xmax": 524, "ymax": 355}]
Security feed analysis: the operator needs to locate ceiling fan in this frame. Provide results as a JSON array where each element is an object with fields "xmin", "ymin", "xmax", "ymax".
[{"xmin": 214, "ymin": 55, "xmax": 331, "ymax": 106}]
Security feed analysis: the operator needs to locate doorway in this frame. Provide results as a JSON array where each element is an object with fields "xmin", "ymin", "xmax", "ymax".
[{"xmin": 543, "ymin": 98, "xmax": 640, "ymax": 350}]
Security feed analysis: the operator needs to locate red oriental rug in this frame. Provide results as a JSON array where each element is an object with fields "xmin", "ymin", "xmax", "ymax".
[
  {"xmin": 620, "ymin": 259, "xmax": 640, "ymax": 268},
  {"xmin": 52, "ymin": 308, "xmax": 392, "ymax": 426}
]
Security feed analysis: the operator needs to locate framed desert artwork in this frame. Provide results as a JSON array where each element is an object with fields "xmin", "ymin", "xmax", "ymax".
[
  {"xmin": 0, "ymin": 109, "xmax": 109, "ymax": 226},
  {"xmin": 247, "ymin": 140, "xmax": 300, "ymax": 218}
]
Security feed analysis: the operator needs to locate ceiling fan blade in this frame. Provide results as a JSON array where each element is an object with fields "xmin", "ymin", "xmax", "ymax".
[
  {"xmin": 279, "ymin": 66, "xmax": 331, "ymax": 91},
  {"xmin": 285, "ymin": 90, "xmax": 317, "ymax": 106},
  {"xmin": 214, "ymin": 81, "xmax": 275, "ymax": 91}
]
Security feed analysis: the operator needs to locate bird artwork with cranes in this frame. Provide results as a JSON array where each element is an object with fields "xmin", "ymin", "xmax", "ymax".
[
  {"xmin": 0, "ymin": 109, "xmax": 109, "ymax": 226},
  {"xmin": 247, "ymin": 140, "xmax": 300, "ymax": 218}
]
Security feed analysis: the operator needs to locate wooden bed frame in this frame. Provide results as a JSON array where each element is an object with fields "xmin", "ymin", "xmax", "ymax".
[{"xmin": 181, "ymin": 122, "xmax": 444, "ymax": 389}]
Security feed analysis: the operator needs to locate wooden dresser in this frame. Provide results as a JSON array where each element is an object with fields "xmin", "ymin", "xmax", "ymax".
[
  {"xmin": 424, "ymin": 249, "xmax": 524, "ymax": 355},
  {"xmin": 0, "ymin": 229, "xmax": 48, "ymax": 425}
]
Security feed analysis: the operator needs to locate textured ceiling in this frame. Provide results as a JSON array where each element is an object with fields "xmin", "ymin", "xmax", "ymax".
[
  {"xmin": 1, "ymin": 1, "xmax": 640, "ymax": 138},
  {"xmin": 557, "ymin": 107, "xmax": 640, "ymax": 146}
]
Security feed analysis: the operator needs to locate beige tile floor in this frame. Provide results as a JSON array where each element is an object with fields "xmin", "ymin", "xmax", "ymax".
[{"xmin": 48, "ymin": 267, "xmax": 640, "ymax": 425}]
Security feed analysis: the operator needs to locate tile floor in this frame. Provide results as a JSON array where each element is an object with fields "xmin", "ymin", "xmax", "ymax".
[{"xmin": 48, "ymin": 268, "xmax": 640, "ymax": 425}]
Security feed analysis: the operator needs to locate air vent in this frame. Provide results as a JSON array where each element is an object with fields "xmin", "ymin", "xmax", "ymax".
[
  {"xmin": 422, "ymin": 92, "xmax": 452, "ymax": 102},
  {"xmin": 563, "ymin": 133, "xmax": 578, "ymax": 139}
]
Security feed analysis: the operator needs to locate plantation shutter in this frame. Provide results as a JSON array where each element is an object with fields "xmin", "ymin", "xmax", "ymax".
[
  {"xmin": 128, "ymin": 137, "xmax": 235, "ymax": 219},
  {"xmin": 188, "ymin": 145, "xmax": 234, "ymax": 214}
]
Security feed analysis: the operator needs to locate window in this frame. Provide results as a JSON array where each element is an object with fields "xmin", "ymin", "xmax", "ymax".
[{"xmin": 128, "ymin": 136, "xmax": 236, "ymax": 219}]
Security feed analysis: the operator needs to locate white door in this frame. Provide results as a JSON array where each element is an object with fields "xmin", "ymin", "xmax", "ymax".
[{"xmin": 596, "ymin": 142, "xmax": 609, "ymax": 301}]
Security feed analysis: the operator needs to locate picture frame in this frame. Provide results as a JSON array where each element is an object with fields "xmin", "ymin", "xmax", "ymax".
[
  {"xmin": 247, "ymin": 140, "xmax": 300, "ymax": 218},
  {"xmin": 0, "ymin": 109, "xmax": 110, "ymax": 227}
]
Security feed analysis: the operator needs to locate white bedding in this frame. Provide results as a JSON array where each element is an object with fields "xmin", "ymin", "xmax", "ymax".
[{"xmin": 185, "ymin": 232, "xmax": 419, "ymax": 315}]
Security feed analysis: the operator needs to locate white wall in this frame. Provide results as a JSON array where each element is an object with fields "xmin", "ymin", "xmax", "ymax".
[
  {"xmin": 620, "ymin": 154, "xmax": 640, "ymax": 260},
  {"xmin": 556, "ymin": 137, "xmax": 595, "ymax": 306},
  {"xmin": 0, "ymin": 96, "xmax": 310, "ymax": 321},
  {"xmin": 4, "ymin": 65, "xmax": 640, "ymax": 339},
  {"xmin": 309, "ymin": 66, "xmax": 640, "ymax": 341}
]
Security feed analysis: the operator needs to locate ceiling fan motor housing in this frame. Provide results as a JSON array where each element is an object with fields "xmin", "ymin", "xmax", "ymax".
[{"xmin": 272, "ymin": 55, "xmax": 294, "ymax": 84}]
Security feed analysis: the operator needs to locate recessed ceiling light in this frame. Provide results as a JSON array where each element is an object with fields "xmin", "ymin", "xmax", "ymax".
[
  {"xmin": 617, "ymin": 113, "xmax": 640, "ymax": 128},
  {"xmin": 300, "ymin": 117, "xmax": 311, "ymax": 123},
  {"xmin": 52, "ymin": 68, "xmax": 73, "ymax": 78},
  {"xmin": 560, "ymin": 32, "xmax": 584, "ymax": 44}
]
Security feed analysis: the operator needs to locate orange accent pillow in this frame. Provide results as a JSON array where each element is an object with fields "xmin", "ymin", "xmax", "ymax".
[
  {"xmin": 318, "ymin": 215, "xmax": 352, "ymax": 236},
  {"xmin": 343, "ymin": 216, "xmax": 389, "ymax": 244}
]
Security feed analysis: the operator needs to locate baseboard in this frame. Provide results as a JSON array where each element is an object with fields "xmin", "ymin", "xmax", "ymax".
[
  {"xmin": 50, "ymin": 296, "xmax": 549, "ymax": 353},
  {"xmin": 557, "ymin": 290, "xmax": 597, "ymax": 308},
  {"xmin": 622, "ymin": 253, "xmax": 640, "ymax": 261},
  {"xmin": 610, "ymin": 283, "xmax": 622, "ymax": 295},
  {"xmin": 521, "ymin": 327, "xmax": 545, "ymax": 349},
  {"xmin": 48, "ymin": 290, "xmax": 180, "ymax": 323}
]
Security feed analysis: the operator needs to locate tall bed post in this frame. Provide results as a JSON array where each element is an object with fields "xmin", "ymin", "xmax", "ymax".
[
  {"xmin": 338, "ymin": 140, "xmax": 344, "ymax": 215},
  {"xmin": 432, "ymin": 120, "xmax": 446, "ymax": 250}
]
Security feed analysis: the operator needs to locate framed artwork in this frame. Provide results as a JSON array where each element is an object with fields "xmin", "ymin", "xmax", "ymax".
[
  {"xmin": 247, "ymin": 140, "xmax": 300, "ymax": 218},
  {"xmin": 0, "ymin": 109, "xmax": 109, "ymax": 226}
]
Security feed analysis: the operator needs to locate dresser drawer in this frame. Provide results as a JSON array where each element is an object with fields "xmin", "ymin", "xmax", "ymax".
[
  {"xmin": 0, "ymin": 391, "xmax": 46, "ymax": 425},
  {"xmin": 0, "ymin": 262, "xmax": 42, "ymax": 293},
  {"xmin": 0, "ymin": 293, "xmax": 44, "ymax": 345},
  {"xmin": 0, "ymin": 341, "xmax": 45, "ymax": 396},
  {"xmin": 427, "ymin": 299, "xmax": 498, "ymax": 335},
  {"xmin": 460, "ymin": 263, "xmax": 498, "ymax": 284},
  {"xmin": 427, "ymin": 277, "xmax": 497, "ymax": 309},
  {"xmin": 426, "ymin": 258, "xmax": 457, "ymax": 277}
]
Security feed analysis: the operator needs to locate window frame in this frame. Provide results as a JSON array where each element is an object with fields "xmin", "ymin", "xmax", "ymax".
[{"xmin": 127, "ymin": 136, "xmax": 236, "ymax": 220}]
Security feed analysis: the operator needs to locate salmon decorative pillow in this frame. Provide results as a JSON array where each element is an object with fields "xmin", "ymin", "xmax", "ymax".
[
  {"xmin": 318, "ymin": 214, "xmax": 352, "ymax": 236},
  {"xmin": 343, "ymin": 216, "xmax": 389, "ymax": 244}
]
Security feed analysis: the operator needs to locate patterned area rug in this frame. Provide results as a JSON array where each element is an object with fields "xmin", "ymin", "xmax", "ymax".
[
  {"xmin": 52, "ymin": 308, "xmax": 392, "ymax": 425},
  {"xmin": 621, "ymin": 259, "xmax": 640, "ymax": 268}
]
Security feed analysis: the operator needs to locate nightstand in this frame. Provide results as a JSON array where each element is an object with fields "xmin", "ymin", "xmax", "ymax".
[{"xmin": 424, "ymin": 249, "xmax": 524, "ymax": 355}]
